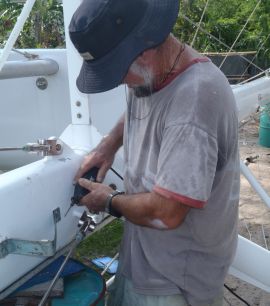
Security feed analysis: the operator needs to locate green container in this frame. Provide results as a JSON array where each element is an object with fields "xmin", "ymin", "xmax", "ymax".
[{"xmin": 259, "ymin": 111, "xmax": 270, "ymax": 148}]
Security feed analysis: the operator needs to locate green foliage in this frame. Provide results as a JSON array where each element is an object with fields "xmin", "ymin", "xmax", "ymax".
[
  {"xmin": 0, "ymin": 0, "xmax": 21, "ymax": 45},
  {"xmin": 0, "ymin": 0, "xmax": 269, "ymax": 67},
  {"xmin": 0, "ymin": 0, "xmax": 64, "ymax": 48},
  {"xmin": 75, "ymin": 219, "xmax": 123, "ymax": 260},
  {"xmin": 174, "ymin": 0, "xmax": 270, "ymax": 67}
]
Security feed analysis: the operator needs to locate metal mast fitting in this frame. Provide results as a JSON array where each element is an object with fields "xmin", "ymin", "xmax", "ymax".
[{"xmin": 0, "ymin": 137, "xmax": 63, "ymax": 156}]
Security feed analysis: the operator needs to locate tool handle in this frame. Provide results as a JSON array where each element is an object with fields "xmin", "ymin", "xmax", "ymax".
[{"xmin": 71, "ymin": 167, "xmax": 99, "ymax": 205}]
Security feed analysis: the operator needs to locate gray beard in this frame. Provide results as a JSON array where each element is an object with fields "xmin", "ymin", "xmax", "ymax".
[{"xmin": 132, "ymin": 85, "xmax": 153, "ymax": 98}]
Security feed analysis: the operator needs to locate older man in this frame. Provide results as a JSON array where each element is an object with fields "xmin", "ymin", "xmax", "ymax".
[{"xmin": 69, "ymin": 0, "xmax": 240, "ymax": 305}]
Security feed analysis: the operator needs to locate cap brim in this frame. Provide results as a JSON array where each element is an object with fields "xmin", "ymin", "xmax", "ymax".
[{"xmin": 76, "ymin": 0, "xmax": 179, "ymax": 94}]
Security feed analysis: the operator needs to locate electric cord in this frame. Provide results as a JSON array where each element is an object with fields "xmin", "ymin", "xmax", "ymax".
[
  {"xmin": 110, "ymin": 167, "xmax": 124, "ymax": 181},
  {"xmin": 224, "ymin": 284, "xmax": 251, "ymax": 306}
]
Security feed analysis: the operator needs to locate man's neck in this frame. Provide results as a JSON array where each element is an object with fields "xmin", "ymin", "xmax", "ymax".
[{"xmin": 152, "ymin": 36, "xmax": 185, "ymax": 87}]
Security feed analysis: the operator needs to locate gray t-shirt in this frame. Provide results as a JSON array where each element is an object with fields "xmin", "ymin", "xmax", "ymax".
[{"xmin": 120, "ymin": 60, "xmax": 240, "ymax": 306}]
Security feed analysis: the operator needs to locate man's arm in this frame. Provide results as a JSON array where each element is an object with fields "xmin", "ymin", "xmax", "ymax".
[
  {"xmin": 103, "ymin": 113, "xmax": 125, "ymax": 152},
  {"xmin": 79, "ymin": 180, "xmax": 190, "ymax": 230},
  {"xmin": 112, "ymin": 191, "xmax": 190, "ymax": 229}
]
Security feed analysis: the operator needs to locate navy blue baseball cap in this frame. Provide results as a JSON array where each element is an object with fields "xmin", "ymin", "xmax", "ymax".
[{"xmin": 69, "ymin": 0, "xmax": 180, "ymax": 94}]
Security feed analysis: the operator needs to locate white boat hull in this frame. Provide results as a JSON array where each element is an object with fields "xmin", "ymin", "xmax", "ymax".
[
  {"xmin": 0, "ymin": 124, "xmax": 124, "ymax": 295},
  {"xmin": 0, "ymin": 146, "xmax": 82, "ymax": 293}
]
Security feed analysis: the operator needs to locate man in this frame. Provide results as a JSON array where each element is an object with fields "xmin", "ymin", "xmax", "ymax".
[{"xmin": 69, "ymin": 0, "xmax": 240, "ymax": 305}]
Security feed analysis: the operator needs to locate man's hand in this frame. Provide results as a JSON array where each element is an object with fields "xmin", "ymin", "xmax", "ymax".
[
  {"xmin": 78, "ymin": 179, "xmax": 114, "ymax": 213},
  {"xmin": 75, "ymin": 137, "xmax": 115, "ymax": 183},
  {"xmin": 74, "ymin": 115, "xmax": 124, "ymax": 182}
]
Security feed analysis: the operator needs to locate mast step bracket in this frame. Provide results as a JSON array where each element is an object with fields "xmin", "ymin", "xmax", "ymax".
[
  {"xmin": 0, "ymin": 238, "xmax": 55, "ymax": 258},
  {"xmin": 0, "ymin": 207, "xmax": 61, "ymax": 258}
]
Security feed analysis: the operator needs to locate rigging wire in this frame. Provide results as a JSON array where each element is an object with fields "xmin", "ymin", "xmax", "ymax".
[
  {"xmin": 238, "ymin": 68, "xmax": 269, "ymax": 85},
  {"xmin": 238, "ymin": 33, "xmax": 270, "ymax": 83},
  {"xmin": 190, "ymin": 0, "xmax": 211, "ymax": 48},
  {"xmin": 219, "ymin": 0, "xmax": 262, "ymax": 69},
  {"xmin": 11, "ymin": 48, "xmax": 39, "ymax": 59},
  {"xmin": 181, "ymin": 14, "xmax": 264, "ymax": 73}
]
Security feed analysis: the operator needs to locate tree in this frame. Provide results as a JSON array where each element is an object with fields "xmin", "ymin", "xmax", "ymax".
[
  {"xmin": 0, "ymin": 0, "xmax": 269, "ymax": 68},
  {"xmin": 174, "ymin": 0, "xmax": 270, "ymax": 68},
  {"xmin": 0, "ymin": 0, "xmax": 64, "ymax": 49}
]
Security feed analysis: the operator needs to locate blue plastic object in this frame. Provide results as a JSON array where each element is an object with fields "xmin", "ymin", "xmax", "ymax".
[
  {"xmin": 14, "ymin": 256, "xmax": 85, "ymax": 292},
  {"xmin": 52, "ymin": 268, "xmax": 105, "ymax": 306},
  {"xmin": 92, "ymin": 257, "xmax": 118, "ymax": 274}
]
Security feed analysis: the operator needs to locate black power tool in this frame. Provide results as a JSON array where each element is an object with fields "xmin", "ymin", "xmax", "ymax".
[{"xmin": 64, "ymin": 167, "xmax": 99, "ymax": 217}]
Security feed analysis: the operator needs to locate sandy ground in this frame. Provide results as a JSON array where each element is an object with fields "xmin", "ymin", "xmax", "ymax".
[{"xmin": 224, "ymin": 116, "xmax": 270, "ymax": 306}]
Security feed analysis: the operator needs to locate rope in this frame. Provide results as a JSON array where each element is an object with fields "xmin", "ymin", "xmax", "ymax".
[
  {"xmin": 181, "ymin": 14, "xmax": 264, "ymax": 73},
  {"xmin": 219, "ymin": 0, "xmax": 262, "ymax": 69},
  {"xmin": 191, "ymin": 0, "xmax": 211, "ymax": 48}
]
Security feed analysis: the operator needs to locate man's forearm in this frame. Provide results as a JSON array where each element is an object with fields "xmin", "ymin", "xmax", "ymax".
[
  {"xmin": 105, "ymin": 114, "xmax": 125, "ymax": 152},
  {"xmin": 112, "ymin": 191, "xmax": 190, "ymax": 230}
]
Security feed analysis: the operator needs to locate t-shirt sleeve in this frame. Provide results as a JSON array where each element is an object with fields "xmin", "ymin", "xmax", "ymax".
[{"xmin": 153, "ymin": 123, "xmax": 218, "ymax": 208}]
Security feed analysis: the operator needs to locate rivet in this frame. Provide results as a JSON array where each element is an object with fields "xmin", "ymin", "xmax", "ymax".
[
  {"xmin": 77, "ymin": 113, "xmax": 82, "ymax": 119},
  {"xmin": 76, "ymin": 101, "xmax": 81, "ymax": 107}
]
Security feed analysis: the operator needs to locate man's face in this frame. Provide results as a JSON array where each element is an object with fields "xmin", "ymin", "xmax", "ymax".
[
  {"xmin": 122, "ymin": 60, "xmax": 154, "ymax": 97},
  {"xmin": 123, "ymin": 62, "xmax": 146, "ymax": 87}
]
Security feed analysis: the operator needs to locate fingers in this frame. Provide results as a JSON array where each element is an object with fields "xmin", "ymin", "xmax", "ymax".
[
  {"xmin": 78, "ymin": 181, "xmax": 113, "ymax": 210},
  {"xmin": 74, "ymin": 155, "xmax": 96, "ymax": 182},
  {"xmin": 75, "ymin": 159, "xmax": 112, "ymax": 183},
  {"xmin": 74, "ymin": 167, "xmax": 85, "ymax": 183},
  {"xmin": 74, "ymin": 165, "xmax": 88, "ymax": 183},
  {"xmin": 78, "ymin": 178, "xmax": 99, "ymax": 191},
  {"xmin": 74, "ymin": 149, "xmax": 114, "ymax": 182},
  {"xmin": 97, "ymin": 163, "xmax": 110, "ymax": 182}
]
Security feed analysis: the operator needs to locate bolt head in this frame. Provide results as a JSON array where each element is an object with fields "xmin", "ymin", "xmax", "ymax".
[{"xmin": 36, "ymin": 77, "xmax": 48, "ymax": 90}]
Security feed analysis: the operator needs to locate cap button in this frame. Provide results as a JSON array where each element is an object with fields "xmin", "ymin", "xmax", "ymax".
[{"xmin": 116, "ymin": 17, "xmax": 123, "ymax": 25}]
